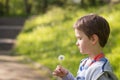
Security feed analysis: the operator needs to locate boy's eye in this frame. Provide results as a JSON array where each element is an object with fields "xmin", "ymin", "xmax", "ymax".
[
  {"xmin": 79, "ymin": 38, "xmax": 82, "ymax": 40},
  {"xmin": 78, "ymin": 37, "xmax": 82, "ymax": 40}
]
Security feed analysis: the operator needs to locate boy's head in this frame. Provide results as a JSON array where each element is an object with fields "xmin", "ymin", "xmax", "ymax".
[{"xmin": 73, "ymin": 14, "xmax": 110, "ymax": 47}]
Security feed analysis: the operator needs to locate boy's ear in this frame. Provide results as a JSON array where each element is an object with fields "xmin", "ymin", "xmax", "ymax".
[{"xmin": 90, "ymin": 34, "xmax": 98, "ymax": 45}]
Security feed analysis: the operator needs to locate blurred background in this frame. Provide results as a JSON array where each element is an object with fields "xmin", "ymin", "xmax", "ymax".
[{"xmin": 0, "ymin": 0, "xmax": 120, "ymax": 79}]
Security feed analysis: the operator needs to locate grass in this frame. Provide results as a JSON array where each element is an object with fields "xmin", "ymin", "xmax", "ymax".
[{"xmin": 14, "ymin": 4, "xmax": 120, "ymax": 79}]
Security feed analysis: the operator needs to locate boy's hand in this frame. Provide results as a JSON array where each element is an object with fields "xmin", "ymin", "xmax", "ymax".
[{"xmin": 53, "ymin": 65, "xmax": 68, "ymax": 78}]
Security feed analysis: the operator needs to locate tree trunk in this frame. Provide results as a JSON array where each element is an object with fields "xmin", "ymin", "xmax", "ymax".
[
  {"xmin": 41, "ymin": 0, "xmax": 48, "ymax": 13},
  {"xmin": 5, "ymin": 0, "xmax": 9, "ymax": 15},
  {"xmin": 80, "ymin": 0, "xmax": 85, "ymax": 7},
  {"xmin": 90, "ymin": 0, "xmax": 96, "ymax": 6},
  {"xmin": 0, "ymin": 2, "xmax": 4, "ymax": 16},
  {"xmin": 24, "ymin": 0, "xmax": 32, "ymax": 15}
]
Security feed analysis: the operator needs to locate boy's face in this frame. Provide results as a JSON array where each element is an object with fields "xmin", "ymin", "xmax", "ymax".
[{"xmin": 75, "ymin": 29, "xmax": 94, "ymax": 54}]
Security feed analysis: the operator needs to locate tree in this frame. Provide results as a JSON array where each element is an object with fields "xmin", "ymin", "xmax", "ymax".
[
  {"xmin": 24, "ymin": 0, "xmax": 32, "ymax": 15},
  {"xmin": 40, "ymin": 0, "xmax": 48, "ymax": 13},
  {"xmin": 0, "ymin": 2, "xmax": 4, "ymax": 16}
]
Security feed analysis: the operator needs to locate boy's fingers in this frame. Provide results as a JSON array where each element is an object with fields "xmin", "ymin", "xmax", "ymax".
[
  {"xmin": 56, "ymin": 68, "xmax": 61, "ymax": 73},
  {"xmin": 59, "ymin": 68, "xmax": 64, "ymax": 72},
  {"xmin": 53, "ymin": 68, "xmax": 61, "ymax": 75},
  {"xmin": 58, "ymin": 66, "xmax": 68, "ymax": 75},
  {"xmin": 53, "ymin": 65, "xmax": 68, "ymax": 78},
  {"xmin": 53, "ymin": 70, "xmax": 61, "ymax": 77},
  {"xmin": 57, "ymin": 65, "xmax": 62, "ymax": 69},
  {"xmin": 57, "ymin": 65, "xmax": 63, "ymax": 70},
  {"xmin": 57, "ymin": 65, "xmax": 65, "ymax": 73},
  {"xmin": 53, "ymin": 71, "xmax": 59, "ymax": 76},
  {"xmin": 52, "ymin": 72, "xmax": 56, "ymax": 75}
]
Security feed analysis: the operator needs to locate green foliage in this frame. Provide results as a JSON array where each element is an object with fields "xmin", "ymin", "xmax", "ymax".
[
  {"xmin": 0, "ymin": 0, "xmax": 111, "ymax": 17},
  {"xmin": 14, "ymin": 4, "xmax": 120, "ymax": 79},
  {"xmin": 23, "ymin": 7, "xmax": 67, "ymax": 32}
]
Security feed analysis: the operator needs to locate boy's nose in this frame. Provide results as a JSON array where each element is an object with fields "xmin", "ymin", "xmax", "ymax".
[{"xmin": 76, "ymin": 41, "xmax": 79, "ymax": 46}]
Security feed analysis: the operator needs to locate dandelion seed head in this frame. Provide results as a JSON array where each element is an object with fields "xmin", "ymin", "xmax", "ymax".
[{"xmin": 58, "ymin": 55, "xmax": 65, "ymax": 61}]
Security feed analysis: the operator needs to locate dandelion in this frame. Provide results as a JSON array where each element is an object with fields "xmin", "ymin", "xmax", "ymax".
[{"xmin": 58, "ymin": 55, "xmax": 65, "ymax": 65}]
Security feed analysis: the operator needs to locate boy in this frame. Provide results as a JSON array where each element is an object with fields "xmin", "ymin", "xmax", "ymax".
[{"xmin": 53, "ymin": 14, "xmax": 118, "ymax": 80}]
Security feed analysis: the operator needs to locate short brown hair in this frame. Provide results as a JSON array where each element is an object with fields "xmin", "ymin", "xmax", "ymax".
[{"xmin": 73, "ymin": 14, "xmax": 110, "ymax": 47}]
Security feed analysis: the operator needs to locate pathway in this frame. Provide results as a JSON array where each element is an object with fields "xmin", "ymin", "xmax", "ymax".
[
  {"xmin": 0, "ymin": 55, "xmax": 51, "ymax": 80},
  {"xmin": 0, "ymin": 18, "xmax": 52, "ymax": 80}
]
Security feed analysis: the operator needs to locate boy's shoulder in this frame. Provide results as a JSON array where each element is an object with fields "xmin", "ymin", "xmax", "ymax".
[
  {"xmin": 90, "ymin": 57, "xmax": 112, "ymax": 72},
  {"xmin": 90, "ymin": 59, "xmax": 117, "ymax": 80},
  {"xmin": 85, "ymin": 58, "xmax": 114, "ymax": 80},
  {"xmin": 80, "ymin": 57, "xmax": 111, "ymax": 71}
]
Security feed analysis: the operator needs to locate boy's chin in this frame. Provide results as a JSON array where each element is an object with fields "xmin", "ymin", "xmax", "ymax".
[
  {"xmin": 80, "ymin": 51, "xmax": 87, "ymax": 54},
  {"xmin": 79, "ymin": 50, "xmax": 83, "ymax": 53},
  {"xmin": 80, "ymin": 51, "xmax": 84, "ymax": 54}
]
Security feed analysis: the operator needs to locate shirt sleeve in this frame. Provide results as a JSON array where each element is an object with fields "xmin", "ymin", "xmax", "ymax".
[{"xmin": 62, "ymin": 72, "xmax": 75, "ymax": 80}]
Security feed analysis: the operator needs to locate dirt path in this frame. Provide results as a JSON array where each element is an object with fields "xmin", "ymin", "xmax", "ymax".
[{"xmin": 0, "ymin": 55, "xmax": 51, "ymax": 80}]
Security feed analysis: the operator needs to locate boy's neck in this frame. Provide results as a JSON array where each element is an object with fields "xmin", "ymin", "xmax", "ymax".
[{"xmin": 88, "ymin": 47, "xmax": 103, "ymax": 60}]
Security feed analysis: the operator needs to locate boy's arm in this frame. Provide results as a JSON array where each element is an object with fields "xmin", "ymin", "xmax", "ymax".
[{"xmin": 62, "ymin": 72, "xmax": 75, "ymax": 80}]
